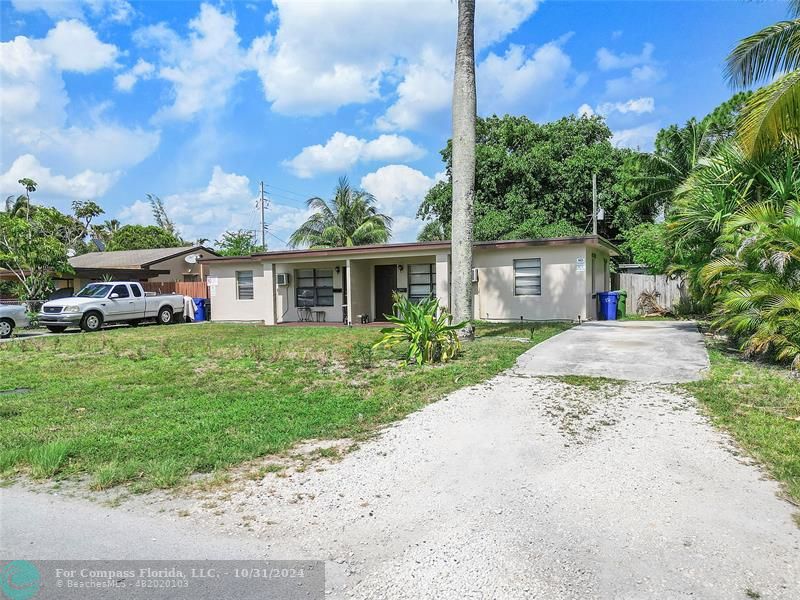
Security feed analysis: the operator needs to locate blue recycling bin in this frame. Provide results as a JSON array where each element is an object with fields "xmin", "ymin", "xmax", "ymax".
[
  {"xmin": 192, "ymin": 298, "xmax": 206, "ymax": 322},
  {"xmin": 597, "ymin": 291, "xmax": 619, "ymax": 321}
]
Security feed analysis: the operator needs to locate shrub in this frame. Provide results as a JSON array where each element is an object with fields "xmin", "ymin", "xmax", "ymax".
[
  {"xmin": 349, "ymin": 341, "xmax": 374, "ymax": 369},
  {"xmin": 373, "ymin": 293, "xmax": 466, "ymax": 365}
]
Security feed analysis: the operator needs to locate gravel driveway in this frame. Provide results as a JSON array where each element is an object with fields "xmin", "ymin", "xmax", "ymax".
[
  {"xmin": 5, "ymin": 323, "xmax": 799, "ymax": 598},
  {"xmin": 168, "ymin": 323, "xmax": 797, "ymax": 598}
]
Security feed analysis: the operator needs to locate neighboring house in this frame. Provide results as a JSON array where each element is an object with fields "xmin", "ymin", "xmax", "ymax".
[
  {"xmin": 57, "ymin": 246, "xmax": 218, "ymax": 290},
  {"xmin": 201, "ymin": 236, "xmax": 618, "ymax": 324}
]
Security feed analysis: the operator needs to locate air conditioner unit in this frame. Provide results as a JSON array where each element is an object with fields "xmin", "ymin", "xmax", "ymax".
[
  {"xmin": 471, "ymin": 268, "xmax": 479, "ymax": 283},
  {"xmin": 276, "ymin": 273, "xmax": 290, "ymax": 286}
]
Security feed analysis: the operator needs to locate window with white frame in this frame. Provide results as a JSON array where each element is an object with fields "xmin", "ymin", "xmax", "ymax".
[
  {"xmin": 408, "ymin": 263, "xmax": 436, "ymax": 303},
  {"xmin": 236, "ymin": 270, "xmax": 254, "ymax": 300},
  {"xmin": 514, "ymin": 258, "xmax": 542, "ymax": 296},
  {"xmin": 296, "ymin": 268, "xmax": 334, "ymax": 307}
]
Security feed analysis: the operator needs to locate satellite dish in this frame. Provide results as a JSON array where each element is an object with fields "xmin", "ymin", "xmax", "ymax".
[{"xmin": 185, "ymin": 254, "xmax": 199, "ymax": 264}]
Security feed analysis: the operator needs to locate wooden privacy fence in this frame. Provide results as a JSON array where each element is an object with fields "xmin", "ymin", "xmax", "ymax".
[
  {"xmin": 614, "ymin": 273, "xmax": 688, "ymax": 314},
  {"xmin": 142, "ymin": 281, "xmax": 209, "ymax": 298}
]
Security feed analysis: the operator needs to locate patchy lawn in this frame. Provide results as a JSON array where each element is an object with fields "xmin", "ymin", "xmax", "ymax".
[
  {"xmin": 685, "ymin": 344, "xmax": 800, "ymax": 504},
  {"xmin": 0, "ymin": 321, "xmax": 571, "ymax": 491}
]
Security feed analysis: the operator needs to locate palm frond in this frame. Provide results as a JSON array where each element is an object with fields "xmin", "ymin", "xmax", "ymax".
[
  {"xmin": 737, "ymin": 70, "xmax": 800, "ymax": 157},
  {"xmin": 725, "ymin": 19, "xmax": 800, "ymax": 87}
]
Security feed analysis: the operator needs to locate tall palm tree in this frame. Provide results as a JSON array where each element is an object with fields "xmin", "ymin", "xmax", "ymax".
[
  {"xmin": 289, "ymin": 177, "xmax": 392, "ymax": 248},
  {"xmin": 450, "ymin": 0, "xmax": 476, "ymax": 338},
  {"xmin": 636, "ymin": 118, "xmax": 715, "ymax": 214},
  {"xmin": 726, "ymin": 0, "xmax": 800, "ymax": 156}
]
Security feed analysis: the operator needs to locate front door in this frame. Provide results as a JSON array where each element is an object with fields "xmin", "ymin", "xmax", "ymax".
[{"xmin": 374, "ymin": 265, "xmax": 397, "ymax": 320}]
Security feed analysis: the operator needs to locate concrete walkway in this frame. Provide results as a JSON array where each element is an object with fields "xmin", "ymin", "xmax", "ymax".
[{"xmin": 516, "ymin": 320, "xmax": 710, "ymax": 382}]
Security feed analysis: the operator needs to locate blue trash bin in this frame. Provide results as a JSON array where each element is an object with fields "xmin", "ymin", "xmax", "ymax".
[
  {"xmin": 597, "ymin": 291, "xmax": 619, "ymax": 321},
  {"xmin": 192, "ymin": 298, "xmax": 206, "ymax": 322}
]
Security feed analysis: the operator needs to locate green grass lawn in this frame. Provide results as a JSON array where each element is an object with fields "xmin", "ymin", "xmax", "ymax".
[
  {"xmin": 685, "ymin": 345, "xmax": 800, "ymax": 504},
  {"xmin": 0, "ymin": 321, "xmax": 571, "ymax": 491}
]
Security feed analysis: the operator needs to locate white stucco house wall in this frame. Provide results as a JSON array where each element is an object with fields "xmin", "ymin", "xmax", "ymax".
[{"xmin": 199, "ymin": 236, "xmax": 619, "ymax": 325}]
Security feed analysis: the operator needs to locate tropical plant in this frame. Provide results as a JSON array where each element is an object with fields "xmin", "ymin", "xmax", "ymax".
[
  {"xmin": 0, "ymin": 208, "xmax": 72, "ymax": 301},
  {"xmin": 619, "ymin": 222, "xmax": 671, "ymax": 274},
  {"xmin": 105, "ymin": 224, "xmax": 184, "ymax": 251},
  {"xmin": 92, "ymin": 219, "xmax": 121, "ymax": 245},
  {"xmin": 289, "ymin": 177, "xmax": 392, "ymax": 248},
  {"xmin": 148, "ymin": 194, "xmax": 182, "ymax": 238},
  {"xmin": 725, "ymin": 0, "xmax": 800, "ymax": 156},
  {"xmin": 215, "ymin": 229, "xmax": 261, "ymax": 256},
  {"xmin": 419, "ymin": 115, "xmax": 653, "ymax": 242},
  {"xmin": 373, "ymin": 293, "xmax": 467, "ymax": 365},
  {"xmin": 700, "ymin": 198, "xmax": 800, "ymax": 367},
  {"xmin": 634, "ymin": 119, "xmax": 715, "ymax": 214}
]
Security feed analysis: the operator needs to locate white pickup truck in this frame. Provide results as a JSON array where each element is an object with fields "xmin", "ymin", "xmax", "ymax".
[{"xmin": 38, "ymin": 282, "xmax": 185, "ymax": 333}]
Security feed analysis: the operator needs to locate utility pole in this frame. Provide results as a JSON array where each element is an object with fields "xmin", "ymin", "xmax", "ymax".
[
  {"xmin": 259, "ymin": 181, "xmax": 268, "ymax": 251},
  {"xmin": 592, "ymin": 172, "xmax": 598, "ymax": 236}
]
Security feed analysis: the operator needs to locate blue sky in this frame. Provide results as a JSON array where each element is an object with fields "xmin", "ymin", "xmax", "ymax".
[{"xmin": 0, "ymin": 0, "xmax": 787, "ymax": 248}]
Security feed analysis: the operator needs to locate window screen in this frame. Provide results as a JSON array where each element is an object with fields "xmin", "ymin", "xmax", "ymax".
[
  {"xmin": 408, "ymin": 263, "xmax": 436, "ymax": 303},
  {"xmin": 514, "ymin": 258, "xmax": 541, "ymax": 296},
  {"xmin": 295, "ymin": 268, "xmax": 334, "ymax": 307},
  {"xmin": 236, "ymin": 270, "xmax": 254, "ymax": 300}
]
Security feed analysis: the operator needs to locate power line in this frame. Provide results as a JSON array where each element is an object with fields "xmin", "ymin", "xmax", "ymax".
[{"xmin": 264, "ymin": 183, "xmax": 309, "ymax": 199}]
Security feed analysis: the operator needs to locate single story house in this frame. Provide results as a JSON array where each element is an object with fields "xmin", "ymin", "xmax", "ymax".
[
  {"xmin": 200, "ymin": 236, "xmax": 619, "ymax": 324},
  {"xmin": 55, "ymin": 246, "xmax": 218, "ymax": 291}
]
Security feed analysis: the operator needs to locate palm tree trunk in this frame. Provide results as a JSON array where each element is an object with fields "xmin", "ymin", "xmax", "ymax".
[{"xmin": 450, "ymin": 0, "xmax": 476, "ymax": 339}]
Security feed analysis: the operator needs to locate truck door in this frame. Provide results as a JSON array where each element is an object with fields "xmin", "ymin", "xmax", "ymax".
[
  {"xmin": 129, "ymin": 283, "xmax": 147, "ymax": 318},
  {"xmin": 106, "ymin": 284, "xmax": 133, "ymax": 320}
]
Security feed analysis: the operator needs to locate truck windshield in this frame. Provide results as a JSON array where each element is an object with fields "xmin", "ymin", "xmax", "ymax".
[{"xmin": 75, "ymin": 284, "xmax": 113, "ymax": 298}]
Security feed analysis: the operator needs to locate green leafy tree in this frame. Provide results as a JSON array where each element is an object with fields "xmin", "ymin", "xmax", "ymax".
[
  {"xmin": 0, "ymin": 208, "xmax": 72, "ymax": 301},
  {"xmin": 215, "ymin": 229, "xmax": 261, "ymax": 256},
  {"xmin": 725, "ymin": 0, "xmax": 800, "ymax": 156},
  {"xmin": 417, "ymin": 114, "xmax": 651, "ymax": 242},
  {"xmin": 619, "ymin": 223, "xmax": 671, "ymax": 274},
  {"xmin": 106, "ymin": 225, "xmax": 184, "ymax": 251},
  {"xmin": 289, "ymin": 177, "xmax": 392, "ymax": 248}
]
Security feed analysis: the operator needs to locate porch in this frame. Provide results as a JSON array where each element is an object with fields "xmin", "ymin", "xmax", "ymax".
[{"xmin": 270, "ymin": 250, "xmax": 450, "ymax": 326}]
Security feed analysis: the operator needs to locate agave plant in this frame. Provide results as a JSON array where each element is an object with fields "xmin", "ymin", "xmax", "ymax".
[{"xmin": 373, "ymin": 293, "xmax": 467, "ymax": 365}]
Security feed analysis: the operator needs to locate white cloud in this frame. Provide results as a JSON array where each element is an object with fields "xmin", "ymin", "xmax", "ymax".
[
  {"xmin": 478, "ymin": 38, "xmax": 577, "ymax": 116},
  {"xmin": 596, "ymin": 42, "xmax": 654, "ymax": 71},
  {"xmin": 114, "ymin": 59, "xmax": 155, "ymax": 92},
  {"xmin": 248, "ymin": 0, "xmax": 541, "ymax": 123},
  {"xmin": 0, "ymin": 154, "xmax": 118, "ymax": 201},
  {"xmin": 118, "ymin": 166, "xmax": 311, "ymax": 246},
  {"xmin": 11, "ymin": 0, "xmax": 133, "ymax": 22},
  {"xmin": 16, "ymin": 122, "xmax": 160, "ymax": 174},
  {"xmin": 136, "ymin": 3, "xmax": 246, "ymax": 122},
  {"xmin": 360, "ymin": 164, "xmax": 439, "ymax": 240},
  {"xmin": 38, "ymin": 19, "xmax": 118, "ymax": 72},
  {"xmin": 579, "ymin": 96, "xmax": 655, "ymax": 118},
  {"xmin": 375, "ymin": 49, "xmax": 451, "ymax": 131},
  {"xmin": 605, "ymin": 63, "xmax": 664, "ymax": 98},
  {"xmin": 0, "ymin": 26, "xmax": 159, "ymax": 194},
  {"xmin": 284, "ymin": 132, "xmax": 425, "ymax": 179},
  {"xmin": 612, "ymin": 122, "xmax": 660, "ymax": 150},
  {"xmin": 0, "ymin": 35, "xmax": 67, "ymax": 129},
  {"xmin": 596, "ymin": 96, "xmax": 654, "ymax": 115}
]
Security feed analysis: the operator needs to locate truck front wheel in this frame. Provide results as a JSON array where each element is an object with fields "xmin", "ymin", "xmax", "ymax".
[
  {"xmin": 81, "ymin": 311, "xmax": 103, "ymax": 332},
  {"xmin": 157, "ymin": 307, "xmax": 173, "ymax": 325}
]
